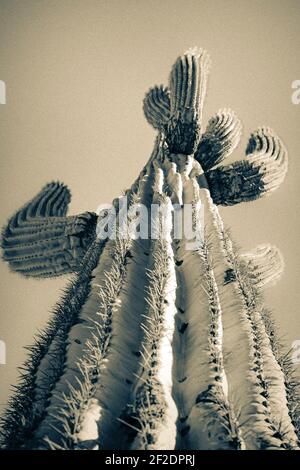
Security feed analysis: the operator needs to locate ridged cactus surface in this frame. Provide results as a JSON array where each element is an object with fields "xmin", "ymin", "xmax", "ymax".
[{"xmin": 1, "ymin": 48, "xmax": 299, "ymax": 450}]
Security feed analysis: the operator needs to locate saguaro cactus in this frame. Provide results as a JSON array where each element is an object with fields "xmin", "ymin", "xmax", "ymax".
[{"xmin": 1, "ymin": 48, "xmax": 299, "ymax": 450}]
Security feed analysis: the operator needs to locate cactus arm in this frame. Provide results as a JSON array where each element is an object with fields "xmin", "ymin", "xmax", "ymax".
[
  {"xmin": 73, "ymin": 145, "xmax": 163, "ymax": 450},
  {"xmin": 160, "ymin": 157, "xmax": 242, "ymax": 450},
  {"xmin": 260, "ymin": 308, "xmax": 300, "ymax": 440},
  {"xmin": 239, "ymin": 244, "xmax": 284, "ymax": 289},
  {"xmin": 166, "ymin": 49, "xmax": 210, "ymax": 154},
  {"xmin": 1, "ymin": 182, "xmax": 97, "ymax": 277},
  {"xmin": 194, "ymin": 109, "xmax": 242, "ymax": 172},
  {"xmin": 129, "ymin": 226, "xmax": 178, "ymax": 449},
  {"xmin": 33, "ymin": 231, "xmax": 128, "ymax": 448},
  {"xmin": 147, "ymin": 154, "xmax": 240, "ymax": 449},
  {"xmin": 204, "ymin": 127, "xmax": 288, "ymax": 206},
  {"xmin": 143, "ymin": 86, "xmax": 171, "ymax": 131}
]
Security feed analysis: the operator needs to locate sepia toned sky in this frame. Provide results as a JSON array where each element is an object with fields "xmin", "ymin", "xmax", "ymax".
[{"xmin": 0, "ymin": 0, "xmax": 300, "ymax": 412}]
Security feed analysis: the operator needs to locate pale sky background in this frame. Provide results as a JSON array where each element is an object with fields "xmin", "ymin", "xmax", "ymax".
[{"xmin": 0, "ymin": 0, "xmax": 300, "ymax": 413}]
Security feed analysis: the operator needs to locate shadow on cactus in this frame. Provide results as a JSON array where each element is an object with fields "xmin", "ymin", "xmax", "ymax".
[{"xmin": 1, "ymin": 47, "xmax": 299, "ymax": 450}]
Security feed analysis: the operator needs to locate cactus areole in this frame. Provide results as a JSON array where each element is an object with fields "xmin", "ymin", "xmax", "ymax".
[{"xmin": 1, "ymin": 48, "xmax": 299, "ymax": 450}]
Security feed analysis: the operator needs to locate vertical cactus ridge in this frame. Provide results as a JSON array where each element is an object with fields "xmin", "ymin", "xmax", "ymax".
[
  {"xmin": 203, "ymin": 195, "xmax": 272, "ymax": 448},
  {"xmin": 128, "ymin": 242, "xmax": 176, "ymax": 449},
  {"xmin": 2, "ymin": 213, "xmax": 97, "ymax": 278},
  {"xmin": 260, "ymin": 308, "xmax": 300, "ymax": 440},
  {"xmin": 124, "ymin": 193, "xmax": 177, "ymax": 449},
  {"xmin": 3, "ymin": 182, "xmax": 70, "ymax": 243},
  {"xmin": 183, "ymin": 242, "xmax": 242, "ymax": 450},
  {"xmin": 2, "ymin": 181, "xmax": 97, "ymax": 277},
  {"xmin": 246, "ymin": 127, "xmax": 288, "ymax": 187},
  {"xmin": 194, "ymin": 109, "xmax": 242, "ymax": 172},
  {"xmin": 12, "ymin": 182, "xmax": 70, "ymax": 221},
  {"xmin": 239, "ymin": 244, "xmax": 284, "ymax": 290},
  {"xmin": 43, "ymin": 235, "xmax": 133, "ymax": 450},
  {"xmin": 150, "ymin": 157, "xmax": 243, "ymax": 450},
  {"xmin": 0, "ymin": 154, "xmax": 154, "ymax": 450},
  {"xmin": 166, "ymin": 49, "xmax": 210, "ymax": 154},
  {"xmin": 172, "ymin": 186, "xmax": 242, "ymax": 449},
  {"xmin": 0, "ymin": 238, "xmax": 104, "ymax": 449},
  {"xmin": 2, "ymin": 47, "xmax": 298, "ymax": 451}
]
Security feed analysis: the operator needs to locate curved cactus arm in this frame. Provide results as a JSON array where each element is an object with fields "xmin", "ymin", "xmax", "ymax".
[
  {"xmin": 1, "ymin": 182, "xmax": 98, "ymax": 277},
  {"xmin": 204, "ymin": 127, "xmax": 288, "ymax": 206},
  {"xmin": 166, "ymin": 48, "xmax": 210, "ymax": 154},
  {"xmin": 121, "ymin": 166, "xmax": 178, "ymax": 450},
  {"xmin": 88, "ymin": 172, "xmax": 155, "ymax": 450},
  {"xmin": 239, "ymin": 244, "xmax": 284, "ymax": 289},
  {"xmin": 31, "ymin": 231, "xmax": 131, "ymax": 449},
  {"xmin": 194, "ymin": 109, "xmax": 242, "ymax": 172},
  {"xmin": 25, "ymin": 164, "xmax": 155, "ymax": 450},
  {"xmin": 143, "ymin": 85, "xmax": 171, "ymax": 131}
]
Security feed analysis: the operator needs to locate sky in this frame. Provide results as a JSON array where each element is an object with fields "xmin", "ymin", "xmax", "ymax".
[{"xmin": 0, "ymin": 0, "xmax": 300, "ymax": 412}]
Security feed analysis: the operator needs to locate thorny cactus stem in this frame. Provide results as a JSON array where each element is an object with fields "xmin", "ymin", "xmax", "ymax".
[{"xmin": 1, "ymin": 48, "xmax": 299, "ymax": 450}]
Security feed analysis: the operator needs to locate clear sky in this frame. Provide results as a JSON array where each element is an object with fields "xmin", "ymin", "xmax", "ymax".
[{"xmin": 0, "ymin": 0, "xmax": 300, "ymax": 412}]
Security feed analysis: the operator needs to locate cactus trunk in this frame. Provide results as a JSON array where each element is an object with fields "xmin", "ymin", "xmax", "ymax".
[{"xmin": 1, "ymin": 48, "xmax": 299, "ymax": 450}]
